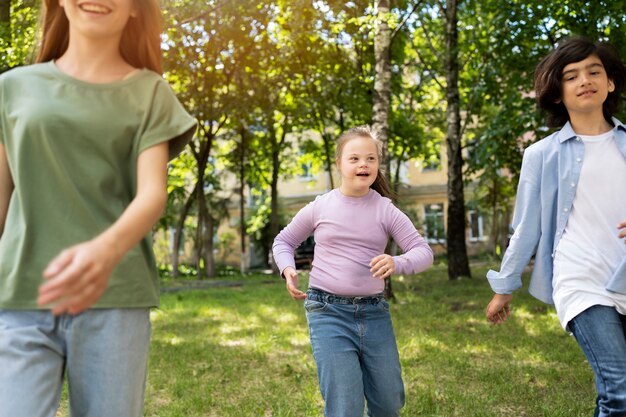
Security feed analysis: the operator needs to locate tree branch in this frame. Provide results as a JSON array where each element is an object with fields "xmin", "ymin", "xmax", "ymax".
[{"xmin": 391, "ymin": 0, "xmax": 425, "ymax": 42}]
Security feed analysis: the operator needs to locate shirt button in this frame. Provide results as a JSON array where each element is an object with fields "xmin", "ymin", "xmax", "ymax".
[
  {"xmin": 576, "ymin": 136, "xmax": 581, "ymax": 141},
  {"xmin": 576, "ymin": 158, "xmax": 582, "ymax": 162},
  {"xmin": 563, "ymin": 208, "xmax": 569, "ymax": 212},
  {"xmin": 570, "ymin": 182, "xmax": 575, "ymax": 187}
]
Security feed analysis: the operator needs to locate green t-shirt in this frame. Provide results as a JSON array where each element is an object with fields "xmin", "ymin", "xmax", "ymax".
[{"xmin": 0, "ymin": 61, "xmax": 196, "ymax": 309}]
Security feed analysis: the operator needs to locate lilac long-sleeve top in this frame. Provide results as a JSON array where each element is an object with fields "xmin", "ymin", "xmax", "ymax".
[{"xmin": 272, "ymin": 189, "xmax": 434, "ymax": 296}]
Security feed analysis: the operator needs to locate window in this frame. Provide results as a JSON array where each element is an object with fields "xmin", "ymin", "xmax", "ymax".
[
  {"xmin": 468, "ymin": 210, "xmax": 485, "ymax": 242},
  {"xmin": 299, "ymin": 160, "xmax": 314, "ymax": 181},
  {"xmin": 424, "ymin": 204, "xmax": 445, "ymax": 244},
  {"xmin": 390, "ymin": 160, "xmax": 409, "ymax": 184},
  {"xmin": 298, "ymin": 150, "xmax": 314, "ymax": 181},
  {"xmin": 421, "ymin": 155, "xmax": 441, "ymax": 172}
]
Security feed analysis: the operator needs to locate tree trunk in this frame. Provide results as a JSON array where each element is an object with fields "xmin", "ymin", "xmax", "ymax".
[
  {"xmin": 321, "ymin": 131, "xmax": 335, "ymax": 190},
  {"xmin": 171, "ymin": 182, "xmax": 199, "ymax": 277},
  {"xmin": 190, "ymin": 130, "xmax": 215, "ymax": 279},
  {"xmin": 443, "ymin": 0, "xmax": 471, "ymax": 280},
  {"xmin": 490, "ymin": 175, "xmax": 500, "ymax": 257},
  {"xmin": 269, "ymin": 122, "xmax": 285, "ymax": 273},
  {"xmin": 373, "ymin": 0, "xmax": 395, "ymax": 299},
  {"xmin": 239, "ymin": 126, "xmax": 248, "ymax": 273},
  {"xmin": 372, "ymin": 0, "xmax": 392, "ymax": 169},
  {"xmin": 195, "ymin": 169, "xmax": 208, "ymax": 278},
  {"xmin": 204, "ymin": 213, "xmax": 215, "ymax": 277}
]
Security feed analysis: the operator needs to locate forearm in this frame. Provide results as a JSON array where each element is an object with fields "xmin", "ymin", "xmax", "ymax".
[
  {"xmin": 94, "ymin": 185, "xmax": 167, "ymax": 261},
  {"xmin": 96, "ymin": 142, "xmax": 169, "ymax": 261},
  {"xmin": 393, "ymin": 240, "xmax": 434, "ymax": 275}
]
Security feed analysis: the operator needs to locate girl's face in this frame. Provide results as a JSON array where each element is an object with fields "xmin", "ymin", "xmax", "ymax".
[
  {"xmin": 59, "ymin": 0, "xmax": 136, "ymax": 40},
  {"xmin": 337, "ymin": 136, "xmax": 379, "ymax": 197},
  {"xmin": 560, "ymin": 54, "xmax": 615, "ymax": 118}
]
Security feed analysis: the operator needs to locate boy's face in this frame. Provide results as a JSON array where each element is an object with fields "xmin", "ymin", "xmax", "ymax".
[{"xmin": 559, "ymin": 54, "xmax": 615, "ymax": 118}]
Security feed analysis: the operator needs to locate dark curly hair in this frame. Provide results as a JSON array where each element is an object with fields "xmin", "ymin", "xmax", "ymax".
[{"xmin": 534, "ymin": 37, "xmax": 626, "ymax": 127}]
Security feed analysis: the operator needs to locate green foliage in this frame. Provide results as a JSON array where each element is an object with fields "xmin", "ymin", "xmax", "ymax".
[
  {"xmin": 0, "ymin": 0, "xmax": 38, "ymax": 72},
  {"xmin": 245, "ymin": 193, "xmax": 288, "ymax": 262},
  {"xmin": 10, "ymin": 0, "xmax": 626, "ymax": 267}
]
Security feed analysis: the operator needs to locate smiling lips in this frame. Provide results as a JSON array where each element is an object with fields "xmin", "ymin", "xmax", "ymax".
[
  {"xmin": 356, "ymin": 172, "xmax": 370, "ymax": 177},
  {"xmin": 578, "ymin": 89, "xmax": 596, "ymax": 97},
  {"xmin": 79, "ymin": 2, "xmax": 111, "ymax": 14}
]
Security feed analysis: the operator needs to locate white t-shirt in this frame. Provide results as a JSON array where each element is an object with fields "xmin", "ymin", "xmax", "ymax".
[{"xmin": 553, "ymin": 128, "xmax": 626, "ymax": 330}]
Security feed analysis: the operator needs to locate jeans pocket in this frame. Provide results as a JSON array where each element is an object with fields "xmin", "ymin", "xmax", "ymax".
[
  {"xmin": 376, "ymin": 300, "xmax": 390, "ymax": 312},
  {"xmin": 304, "ymin": 299, "xmax": 328, "ymax": 313}
]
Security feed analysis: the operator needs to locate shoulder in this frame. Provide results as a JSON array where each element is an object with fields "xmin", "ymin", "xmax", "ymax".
[
  {"xmin": 521, "ymin": 129, "xmax": 566, "ymax": 166},
  {"xmin": 311, "ymin": 190, "xmax": 336, "ymax": 206},
  {"xmin": 368, "ymin": 189, "xmax": 394, "ymax": 209},
  {"xmin": 0, "ymin": 62, "xmax": 52, "ymax": 85},
  {"xmin": 133, "ymin": 70, "xmax": 176, "ymax": 94},
  {"xmin": 525, "ymin": 130, "xmax": 560, "ymax": 154},
  {"xmin": 367, "ymin": 190, "xmax": 408, "ymax": 222}
]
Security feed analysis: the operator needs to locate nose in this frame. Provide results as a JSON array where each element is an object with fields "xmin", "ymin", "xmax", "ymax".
[{"xmin": 579, "ymin": 73, "xmax": 591, "ymax": 86}]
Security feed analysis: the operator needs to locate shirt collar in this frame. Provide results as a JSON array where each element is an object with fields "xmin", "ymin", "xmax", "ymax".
[
  {"xmin": 557, "ymin": 122, "xmax": 577, "ymax": 143},
  {"xmin": 557, "ymin": 117, "xmax": 626, "ymax": 143}
]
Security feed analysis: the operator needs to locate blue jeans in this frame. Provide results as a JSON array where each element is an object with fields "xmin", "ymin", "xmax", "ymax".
[
  {"xmin": 569, "ymin": 305, "xmax": 626, "ymax": 417},
  {"xmin": 0, "ymin": 309, "xmax": 151, "ymax": 417},
  {"xmin": 305, "ymin": 288, "xmax": 405, "ymax": 417}
]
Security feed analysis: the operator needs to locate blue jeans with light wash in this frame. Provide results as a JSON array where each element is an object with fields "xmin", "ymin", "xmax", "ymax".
[
  {"xmin": 0, "ymin": 308, "xmax": 151, "ymax": 417},
  {"xmin": 569, "ymin": 305, "xmax": 626, "ymax": 417},
  {"xmin": 305, "ymin": 288, "xmax": 405, "ymax": 417}
]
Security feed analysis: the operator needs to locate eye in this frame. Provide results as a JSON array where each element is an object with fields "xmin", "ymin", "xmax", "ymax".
[{"xmin": 368, "ymin": 156, "xmax": 377, "ymax": 161}]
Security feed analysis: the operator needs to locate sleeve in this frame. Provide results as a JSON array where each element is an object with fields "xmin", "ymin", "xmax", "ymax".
[
  {"xmin": 138, "ymin": 78, "xmax": 197, "ymax": 161},
  {"xmin": 272, "ymin": 200, "xmax": 317, "ymax": 276},
  {"xmin": 486, "ymin": 146, "xmax": 543, "ymax": 294},
  {"xmin": 387, "ymin": 205, "xmax": 434, "ymax": 275}
]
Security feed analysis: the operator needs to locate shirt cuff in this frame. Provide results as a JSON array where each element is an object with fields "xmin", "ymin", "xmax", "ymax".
[{"xmin": 486, "ymin": 269, "xmax": 522, "ymax": 294}]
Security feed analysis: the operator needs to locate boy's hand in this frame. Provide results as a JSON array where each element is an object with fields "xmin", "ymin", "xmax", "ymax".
[{"xmin": 486, "ymin": 293, "xmax": 513, "ymax": 324}]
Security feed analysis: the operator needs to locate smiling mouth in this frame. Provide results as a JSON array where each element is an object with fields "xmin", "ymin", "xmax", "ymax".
[
  {"xmin": 356, "ymin": 173, "xmax": 370, "ymax": 177},
  {"xmin": 79, "ymin": 3, "xmax": 112, "ymax": 14},
  {"xmin": 577, "ymin": 90, "xmax": 596, "ymax": 97}
]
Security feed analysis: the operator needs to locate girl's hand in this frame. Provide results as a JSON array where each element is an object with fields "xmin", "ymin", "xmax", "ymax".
[
  {"xmin": 370, "ymin": 254, "xmax": 395, "ymax": 279},
  {"xmin": 618, "ymin": 220, "xmax": 626, "ymax": 243},
  {"xmin": 283, "ymin": 267, "xmax": 306, "ymax": 300},
  {"xmin": 485, "ymin": 293, "xmax": 513, "ymax": 324},
  {"xmin": 38, "ymin": 237, "xmax": 123, "ymax": 315}
]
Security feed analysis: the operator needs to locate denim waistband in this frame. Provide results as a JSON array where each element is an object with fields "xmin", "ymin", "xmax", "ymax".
[{"xmin": 307, "ymin": 288, "xmax": 384, "ymax": 305}]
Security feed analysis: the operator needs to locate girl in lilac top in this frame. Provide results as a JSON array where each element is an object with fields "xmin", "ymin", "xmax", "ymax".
[{"xmin": 273, "ymin": 126, "xmax": 433, "ymax": 417}]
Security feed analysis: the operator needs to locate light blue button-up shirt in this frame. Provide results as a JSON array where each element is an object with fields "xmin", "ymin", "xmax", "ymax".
[{"xmin": 487, "ymin": 118, "xmax": 626, "ymax": 304}]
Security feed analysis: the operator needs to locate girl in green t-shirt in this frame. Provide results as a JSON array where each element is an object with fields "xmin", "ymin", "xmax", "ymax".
[{"xmin": 0, "ymin": 0, "xmax": 196, "ymax": 416}]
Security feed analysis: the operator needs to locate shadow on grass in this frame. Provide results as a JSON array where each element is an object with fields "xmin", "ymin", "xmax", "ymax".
[{"xmin": 146, "ymin": 265, "xmax": 596, "ymax": 417}]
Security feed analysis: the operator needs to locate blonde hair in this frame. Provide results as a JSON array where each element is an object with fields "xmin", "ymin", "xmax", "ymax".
[
  {"xmin": 335, "ymin": 125, "xmax": 393, "ymax": 199},
  {"xmin": 36, "ymin": 0, "xmax": 164, "ymax": 73}
]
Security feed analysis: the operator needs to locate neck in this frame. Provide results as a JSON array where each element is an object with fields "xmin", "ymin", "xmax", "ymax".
[
  {"xmin": 55, "ymin": 31, "xmax": 133, "ymax": 83},
  {"xmin": 569, "ymin": 110, "xmax": 613, "ymax": 136},
  {"xmin": 339, "ymin": 184, "xmax": 370, "ymax": 198}
]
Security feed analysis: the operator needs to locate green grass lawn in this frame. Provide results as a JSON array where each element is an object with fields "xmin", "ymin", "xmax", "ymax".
[{"xmin": 140, "ymin": 263, "xmax": 596, "ymax": 417}]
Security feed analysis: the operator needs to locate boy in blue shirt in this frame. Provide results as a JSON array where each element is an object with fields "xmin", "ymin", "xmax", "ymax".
[{"xmin": 486, "ymin": 37, "xmax": 626, "ymax": 417}]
